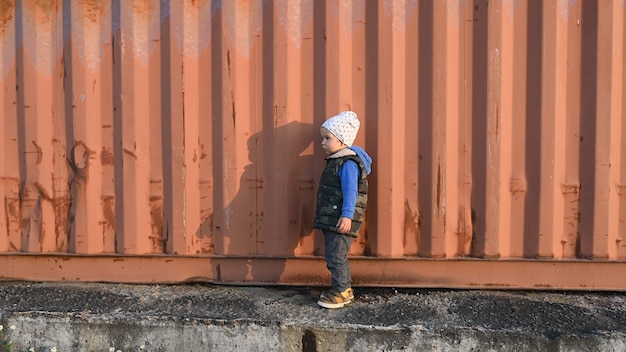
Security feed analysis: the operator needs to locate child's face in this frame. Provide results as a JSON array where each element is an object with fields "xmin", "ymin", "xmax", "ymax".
[{"xmin": 320, "ymin": 127, "xmax": 345, "ymax": 155}]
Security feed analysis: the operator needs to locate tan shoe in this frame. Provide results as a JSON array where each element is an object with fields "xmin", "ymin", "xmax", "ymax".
[{"xmin": 317, "ymin": 288, "xmax": 353, "ymax": 309}]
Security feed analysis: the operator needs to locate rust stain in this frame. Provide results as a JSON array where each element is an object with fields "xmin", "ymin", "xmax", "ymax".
[
  {"xmin": 510, "ymin": 178, "xmax": 527, "ymax": 197},
  {"xmin": 197, "ymin": 211, "xmax": 213, "ymax": 238},
  {"xmin": 123, "ymin": 148, "xmax": 137, "ymax": 159},
  {"xmin": 197, "ymin": 213, "xmax": 214, "ymax": 255},
  {"xmin": 456, "ymin": 206, "xmax": 471, "ymax": 257},
  {"xmin": 436, "ymin": 162, "xmax": 442, "ymax": 210},
  {"xmin": 403, "ymin": 201, "xmax": 420, "ymax": 255},
  {"xmin": 186, "ymin": 0, "xmax": 210, "ymax": 9},
  {"xmin": 52, "ymin": 184, "xmax": 70, "ymax": 252},
  {"xmin": 561, "ymin": 183, "xmax": 581, "ymax": 194},
  {"xmin": 24, "ymin": 0, "xmax": 60, "ymax": 25},
  {"xmin": 100, "ymin": 146, "xmax": 114, "ymax": 165},
  {"xmin": 34, "ymin": 182, "xmax": 53, "ymax": 201},
  {"xmin": 5, "ymin": 195, "xmax": 21, "ymax": 250},
  {"xmin": 31, "ymin": 141, "xmax": 43, "ymax": 165},
  {"xmin": 36, "ymin": 201, "xmax": 45, "ymax": 250},
  {"xmin": 150, "ymin": 196, "xmax": 164, "ymax": 253},
  {"xmin": 245, "ymin": 177, "xmax": 264, "ymax": 189},
  {"xmin": 299, "ymin": 202, "xmax": 313, "ymax": 237},
  {"xmin": 102, "ymin": 195, "xmax": 115, "ymax": 230},
  {"xmin": 77, "ymin": 0, "xmax": 106, "ymax": 24},
  {"xmin": 199, "ymin": 144, "xmax": 208, "ymax": 159},
  {"xmin": 133, "ymin": 0, "xmax": 156, "ymax": 19},
  {"xmin": 6, "ymin": 195, "xmax": 20, "ymax": 218},
  {"xmin": 72, "ymin": 141, "xmax": 95, "ymax": 169},
  {"xmin": 70, "ymin": 142, "xmax": 96, "ymax": 184},
  {"xmin": 297, "ymin": 178, "xmax": 314, "ymax": 190},
  {"xmin": 0, "ymin": 0, "xmax": 15, "ymax": 32}
]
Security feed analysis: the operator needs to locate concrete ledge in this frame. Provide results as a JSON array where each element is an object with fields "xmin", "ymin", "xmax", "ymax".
[{"xmin": 1, "ymin": 282, "xmax": 626, "ymax": 351}]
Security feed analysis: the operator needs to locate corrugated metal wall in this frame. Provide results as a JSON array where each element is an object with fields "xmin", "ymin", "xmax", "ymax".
[{"xmin": 1, "ymin": 0, "xmax": 626, "ymax": 290}]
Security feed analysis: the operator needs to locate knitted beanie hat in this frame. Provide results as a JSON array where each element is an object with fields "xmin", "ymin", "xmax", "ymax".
[{"xmin": 321, "ymin": 111, "xmax": 360, "ymax": 147}]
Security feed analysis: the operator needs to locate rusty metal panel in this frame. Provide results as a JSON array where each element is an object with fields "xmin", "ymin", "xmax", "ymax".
[{"xmin": 1, "ymin": 0, "xmax": 626, "ymax": 289}]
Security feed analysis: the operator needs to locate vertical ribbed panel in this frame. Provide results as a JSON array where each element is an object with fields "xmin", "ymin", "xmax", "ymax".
[
  {"xmin": 1, "ymin": 0, "xmax": 626, "ymax": 284},
  {"xmin": 68, "ymin": 0, "xmax": 115, "ymax": 254},
  {"xmin": 17, "ymin": 1, "xmax": 69, "ymax": 253},
  {"xmin": 0, "ymin": 1, "xmax": 19, "ymax": 253}
]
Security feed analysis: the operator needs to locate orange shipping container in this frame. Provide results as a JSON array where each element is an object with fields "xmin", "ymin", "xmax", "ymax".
[{"xmin": 1, "ymin": 0, "xmax": 625, "ymax": 290}]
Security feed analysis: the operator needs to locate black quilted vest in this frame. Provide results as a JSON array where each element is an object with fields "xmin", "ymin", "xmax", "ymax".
[{"xmin": 313, "ymin": 155, "xmax": 368, "ymax": 237}]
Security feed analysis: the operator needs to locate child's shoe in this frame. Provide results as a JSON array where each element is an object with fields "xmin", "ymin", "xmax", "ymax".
[
  {"xmin": 320, "ymin": 288, "xmax": 354, "ymax": 301},
  {"xmin": 345, "ymin": 287, "xmax": 354, "ymax": 301},
  {"xmin": 317, "ymin": 288, "xmax": 353, "ymax": 309}
]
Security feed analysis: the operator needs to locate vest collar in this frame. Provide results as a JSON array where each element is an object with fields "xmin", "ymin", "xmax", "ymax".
[{"xmin": 326, "ymin": 148, "xmax": 357, "ymax": 159}]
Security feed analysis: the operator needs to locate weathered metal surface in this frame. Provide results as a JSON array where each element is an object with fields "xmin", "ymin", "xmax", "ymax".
[
  {"xmin": 2, "ymin": 255, "xmax": 626, "ymax": 291},
  {"xmin": 1, "ymin": 0, "xmax": 625, "ymax": 289}
]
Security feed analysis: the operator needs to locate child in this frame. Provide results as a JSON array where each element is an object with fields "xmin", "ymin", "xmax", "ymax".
[{"xmin": 313, "ymin": 111, "xmax": 372, "ymax": 309}]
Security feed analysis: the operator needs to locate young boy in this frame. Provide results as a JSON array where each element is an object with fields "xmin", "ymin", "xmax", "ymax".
[{"xmin": 313, "ymin": 111, "xmax": 372, "ymax": 309}]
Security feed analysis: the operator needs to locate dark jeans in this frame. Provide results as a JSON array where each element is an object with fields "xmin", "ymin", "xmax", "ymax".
[{"xmin": 323, "ymin": 230, "xmax": 354, "ymax": 292}]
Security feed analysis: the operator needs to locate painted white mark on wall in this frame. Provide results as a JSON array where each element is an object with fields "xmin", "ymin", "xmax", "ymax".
[
  {"xmin": 119, "ymin": 0, "xmax": 161, "ymax": 67},
  {"xmin": 328, "ymin": 0, "xmax": 366, "ymax": 40},
  {"xmin": 221, "ymin": 0, "xmax": 263, "ymax": 61},
  {"xmin": 22, "ymin": 1, "xmax": 64, "ymax": 77},
  {"xmin": 71, "ymin": 0, "xmax": 112, "ymax": 72},
  {"xmin": 559, "ymin": 0, "xmax": 579, "ymax": 21},
  {"xmin": 503, "ymin": 0, "xmax": 524, "ymax": 20},
  {"xmin": 275, "ymin": 0, "xmax": 314, "ymax": 50},
  {"xmin": 446, "ymin": 0, "xmax": 467, "ymax": 29},
  {"xmin": 169, "ymin": 0, "xmax": 213, "ymax": 59},
  {"xmin": 383, "ymin": 0, "xmax": 418, "ymax": 32}
]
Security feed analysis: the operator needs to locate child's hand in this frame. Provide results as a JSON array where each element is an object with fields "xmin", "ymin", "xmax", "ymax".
[{"xmin": 336, "ymin": 217, "xmax": 352, "ymax": 234}]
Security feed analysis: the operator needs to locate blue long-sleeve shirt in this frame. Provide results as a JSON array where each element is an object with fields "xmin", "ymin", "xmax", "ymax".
[
  {"xmin": 336, "ymin": 146, "xmax": 372, "ymax": 219},
  {"xmin": 338, "ymin": 160, "xmax": 359, "ymax": 219}
]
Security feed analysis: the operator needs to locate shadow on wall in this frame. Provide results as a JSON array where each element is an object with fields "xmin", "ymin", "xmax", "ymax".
[{"xmin": 203, "ymin": 120, "xmax": 320, "ymax": 284}]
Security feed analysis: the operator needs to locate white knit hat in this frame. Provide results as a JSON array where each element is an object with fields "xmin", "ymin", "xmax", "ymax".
[{"xmin": 321, "ymin": 111, "xmax": 360, "ymax": 147}]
